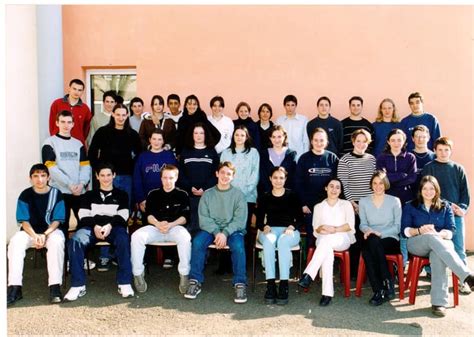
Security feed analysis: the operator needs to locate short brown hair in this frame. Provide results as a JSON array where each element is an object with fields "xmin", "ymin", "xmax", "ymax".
[
  {"xmin": 370, "ymin": 170, "xmax": 390, "ymax": 191},
  {"xmin": 269, "ymin": 125, "xmax": 288, "ymax": 147},
  {"xmin": 56, "ymin": 110, "xmax": 74, "ymax": 122},
  {"xmin": 235, "ymin": 101, "xmax": 251, "ymax": 114},
  {"xmin": 161, "ymin": 164, "xmax": 179, "ymax": 177},
  {"xmin": 351, "ymin": 129, "xmax": 372, "ymax": 144},
  {"xmin": 217, "ymin": 161, "xmax": 236, "ymax": 175},
  {"xmin": 412, "ymin": 125, "xmax": 430, "ymax": 138},
  {"xmin": 434, "ymin": 136, "xmax": 453, "ymax": 150},
  {"xmin": 408, "ymin": 92, "xmax": 423, "ymax": 103}
]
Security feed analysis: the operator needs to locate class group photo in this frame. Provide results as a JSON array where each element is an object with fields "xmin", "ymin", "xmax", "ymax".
[{"xmin": 4, "ymin": 3, "xmax": 474, "ymax": 336}]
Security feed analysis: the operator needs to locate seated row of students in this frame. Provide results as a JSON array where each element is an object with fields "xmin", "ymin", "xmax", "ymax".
[{"xmin": 7, "ymin": 161, "xmax": 474, "ymax": 318}]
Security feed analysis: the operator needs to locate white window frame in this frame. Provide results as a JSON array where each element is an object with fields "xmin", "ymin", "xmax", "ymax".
[{"xmin": 85, "ymin": 69, "xmax": 137, "ymax": 109}]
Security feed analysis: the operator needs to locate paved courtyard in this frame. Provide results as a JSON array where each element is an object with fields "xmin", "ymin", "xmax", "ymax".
[{"xmin": 6, "ymin": 249, "xmax": 474, "ymax": 336}]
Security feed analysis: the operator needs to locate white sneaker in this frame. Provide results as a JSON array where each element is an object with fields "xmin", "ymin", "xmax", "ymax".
[
  {"xmin": 85, "ymin": 259, "xmax": 96, "ymax": 270},
  {"xmin": 64, "ymin": 286, "xmax": 86, "ymax": 301},
  {"xmin": 459, "ymin": 282, "xmax": 472, "ymax": 295},
  {"xmin": 118, "ymin": 284, "xmax": 135, "ymax": 298},
  {"xmin": 66, "ymin": 259, "xmax": 95, "ymax": 272}
]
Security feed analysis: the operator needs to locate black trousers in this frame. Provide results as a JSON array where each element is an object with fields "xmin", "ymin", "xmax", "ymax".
[
  {"xmin": 362, "ymin": 234, "xmax": 400, "ymax": 292},
  {"xmin": 62, "ymin": 193, "xmax": 82, "ymax": 233}
]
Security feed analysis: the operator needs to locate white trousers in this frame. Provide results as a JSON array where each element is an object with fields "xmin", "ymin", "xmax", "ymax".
[
  {"xmin": 8, "ymin": 229, "xmax": 65, "ymax": 286},
  {"xmin": 303, "ymin": 233, "xmax": 351, "ymax": 297},
  {"xmin": 131, "ymin": 225, "xmax": 191, "ymax": 276}
]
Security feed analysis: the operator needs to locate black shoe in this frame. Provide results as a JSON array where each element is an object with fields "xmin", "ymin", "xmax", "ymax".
[
  {"xmin": 298, "ymin": 274, "xmax": 312, "ymax": 290},
  {"xmin": 383, "ymin": 278, "xmax": 395, "ymax": 300},
  {"xmin": 319, "ymin": 295, "xmax": 332, "ymax": 306},
  {"xmin": 464, "ymin": 273, "xmax": 474, "ymax": 291},
  {"xmin": 431, "ymin": 305, "xmax": 446, "ymax": 317},
  {"xmin": 369, "ymin": 290, "xmax": 388, "ymax": 306},
  {"xmin": 49, "ymin": 284, "xmax": 63, "ymax": 304},
  {"xmin": 7, "ymin": 286, "xmax": 23, "ymax": 305},
  {"xmin": 276, "ymin": 281, "xmax": 289, "ymax": 305},
  {"xmin": 264, "ymin": 281, "xmax": 277, "ymax": 304}
]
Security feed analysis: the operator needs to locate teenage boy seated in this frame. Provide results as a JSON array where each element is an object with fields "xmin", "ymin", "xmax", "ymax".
[
  {"xmin": 131, "ymin": 165, "xmax": 191, "ymax": 294},
  {"xmin": 64, "ymin": 163, "xmax": 134, "ymax": 301},
  {"xmin": 184, "ymin": 161, "xmax": 248, "ymax": 303},
  {"xmin": 7, "ymin": 164, "xmax": 66, "ymax": 305}
]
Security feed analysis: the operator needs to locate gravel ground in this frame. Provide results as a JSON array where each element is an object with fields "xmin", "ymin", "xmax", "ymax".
[{"xmin": 6, "ymin": 249, "xmax": 474, "ymax": 336}]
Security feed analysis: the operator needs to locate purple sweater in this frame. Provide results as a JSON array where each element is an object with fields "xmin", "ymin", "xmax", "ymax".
[{"xmin": 376, "ymin": 151, "xmax": 417, "ymax": 204}]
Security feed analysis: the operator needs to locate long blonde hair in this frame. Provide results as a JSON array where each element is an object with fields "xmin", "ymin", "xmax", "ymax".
[{"xmin": 375, "ymin": 98, "xmax": 400, "ymax": 123}]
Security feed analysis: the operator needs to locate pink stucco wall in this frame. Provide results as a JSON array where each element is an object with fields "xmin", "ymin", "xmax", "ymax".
[{"xmin": 62, "ymin": 5, "xmax": 474, "ymax": 248}]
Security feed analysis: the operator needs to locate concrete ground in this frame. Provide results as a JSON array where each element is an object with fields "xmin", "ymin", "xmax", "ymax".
[{"xmin": 6, "ymin": 249, "xmax": 474, "ymax": 336}]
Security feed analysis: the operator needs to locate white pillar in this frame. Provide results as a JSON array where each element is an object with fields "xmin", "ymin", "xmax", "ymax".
[
  {"xmin": 37, "ymin": 5, "xmax": 63, "ymax": 146},
  {"xmin": 5, "ymin": 5, "xmax": 40, "ymax": 241}
]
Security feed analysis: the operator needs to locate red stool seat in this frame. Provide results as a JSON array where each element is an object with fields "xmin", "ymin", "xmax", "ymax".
[
  {"xmin": 405, "ymin": 255, "xmax": 459, "ymax": 306},
  {"xmin": 355, "ymin": 253, "xmax": 405, "ymax": 300},
  {"xmin": 306, "ymin": 247, "xmax": 351, "ymax": 297}
]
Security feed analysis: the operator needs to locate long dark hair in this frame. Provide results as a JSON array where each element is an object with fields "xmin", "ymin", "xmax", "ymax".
[
  {"xmin": 183, "ymin": 94, "xmax": 204, "ymax": 116},
  {"xmin": 108, "ymin": 103, "xmax": 131, "ymax": 130},
  {"xmin": 229, "ymin": 125, "xmax": 253, "ymax": 154},
  {"xmin": 184, "ymin": 122, "xmax": 216, "ymax": 149}
]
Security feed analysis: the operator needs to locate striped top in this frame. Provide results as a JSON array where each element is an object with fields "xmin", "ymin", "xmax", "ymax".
[{"xmin": 337, "ymin": 152, "xmax": 376, "ymax": 202}]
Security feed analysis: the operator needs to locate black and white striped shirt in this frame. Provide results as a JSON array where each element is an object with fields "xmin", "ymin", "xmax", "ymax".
[{"xmin": 337, "ymin": 152, "xmax": 376, "ymax": 202}]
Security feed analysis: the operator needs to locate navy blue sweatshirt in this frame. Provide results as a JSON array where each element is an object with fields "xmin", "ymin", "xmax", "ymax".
[
  {"xmin": 306, "ymin": 115, "xmax": 344, "ymax": 157},
  {"xmin": 295, "ymin": 150, "xmax": 339, "ymax": 208},
  {"xmin": 178, "ymin": 147, "xmax": 219, "ymax": 194}
]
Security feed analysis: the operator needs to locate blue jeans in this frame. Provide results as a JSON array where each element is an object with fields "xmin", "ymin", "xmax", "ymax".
[
  {"xmin": 113, "ymin": 175, "xmax": 132, "ymax": 209},
  {"xmin": 98, "ymin": 175, "xmax": 132, "ymax": 260},
  {"xmin": 189, "ymin": 230, "xmax": 247, "ymax": 285},
  {"xmin": 68, "ymin": 226, "xmax": 132, "ymax": 287},
  {"xmin": 452, "ymin": 215, "xmax": 466, "ymax": 264},
  {"xmin": 400, "ymin": 237, "xmax": 408, "ymax": 266},
  {"xmin": 258, "ymin": 228, "xmax": 300, "ymax": 280}
]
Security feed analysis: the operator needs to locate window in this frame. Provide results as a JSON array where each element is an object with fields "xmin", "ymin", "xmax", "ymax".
[{"xmin": 86, "ymin": 69, "xmax": 137, "ymax": 115}]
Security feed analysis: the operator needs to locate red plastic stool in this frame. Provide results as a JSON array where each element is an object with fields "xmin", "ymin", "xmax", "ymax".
[
  {"xmin": 405, "ymin": 255, "xmax": 459, "ymax": 306},
  {"xmin": 306, "ymin": 247, "xmax": 351, "ymax": 297},
  {"xmin": 355, "ymin": 254, "xmax": 405, "ymax": 299}
]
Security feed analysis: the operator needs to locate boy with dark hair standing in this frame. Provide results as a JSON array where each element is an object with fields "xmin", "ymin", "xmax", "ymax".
[
  {"xmin": 185, "ymin": 161, "xmax": 248, "ymax": 303},
  {"xmin": 7, "ymin": 164, "xmax": 66, "ymax": 305},
  {"xmin": 163, "ymin": 94, "xmax": 183, "ymax": 151},
  {"xmin": 87, "ymin": 90, "xmax": 116, "ymax": 146},
  {"xmin": 49, "ymin": 79, "xmax": 92, "ymax": 146},
  {"xmin": 306, "ymin": 96, "xmax": 343, "ymax": 156},
  {"xmin": 208, "ymin": 96, "xmax": 234, "ymax": 154},
  {"xmin": 42, "ymin": 110, "xmax": 91, "ymax": 233},
  {"xmin": 275, "ymin": 95, "xmax": 309, "ymax": 160},
  {"xmin": 64, "ymin": 163, "xmax": 134, "ymax": 301},
  {"xmin": 422, "ymin": 137, "xmax": 471, "ymax": 294},
  {"xmin": 400, "ymin": 92, "xmax": 441, "ymax": 151},
  {"xmin": 341, "ymin": 96, "xmax": 375, "ymax": 154}
]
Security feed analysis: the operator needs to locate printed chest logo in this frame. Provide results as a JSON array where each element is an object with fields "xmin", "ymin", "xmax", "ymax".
[
  {"xmin": 308, "ymin": 168, "xmax": 332, "ymax": 174},
  {"xmin": 59, "ymin": 152, "xmax": 79, "ymax": 160}
]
